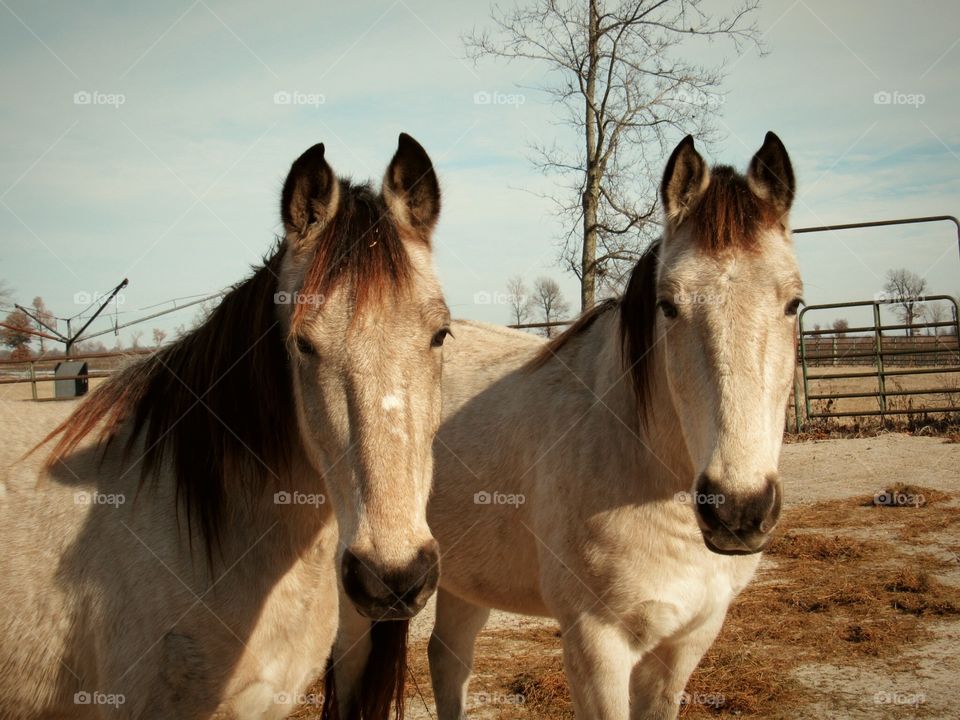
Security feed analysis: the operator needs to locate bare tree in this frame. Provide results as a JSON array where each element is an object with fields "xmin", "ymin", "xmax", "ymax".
[
  {"xmin": 506, "ymin": 276, "xmax": 533, "ymax": 326},
  {"xmin": 532, "ymin": 277, "xmax": 570, "ymax": 337},
  {"xmin": 74, "ymin": 340, "xmax": 107, "ymax": 354},
  {"xmin": 130, "ymin": 331, "xmax": 143, "ymax": 349},
  {"xmin": 925, "ymin": 303, "xmax": 946, "ymax": 336},
  {"xmin": 831, "ymin": 318, "xmax": 849, "ymax": 338},
  {"xmin": 884, "ymin": 269, "xmax": 927, "ymax": 337},
  {"xmin": 465, "ymin": 0, "xmax": 761, "ymax": 309},
  {"xmin": 31, "ymin": 296, "xmax": 54, "ymax": 353},
  {"xmin": 152, "ymin": 328, "xmax": 168, "ymax": 347},
  {"xmin": 1, "ymin": 309, "xmax": 33, "ymax": 360}
]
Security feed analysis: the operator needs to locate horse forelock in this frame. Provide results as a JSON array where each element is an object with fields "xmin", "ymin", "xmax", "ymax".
[
  {"xmin": 685, "ymin": 166, "xmax": 779, "ymax": 255},
  {"xmin": 291, "ymin": 181, "xmax": 414, "ymax": 333}
]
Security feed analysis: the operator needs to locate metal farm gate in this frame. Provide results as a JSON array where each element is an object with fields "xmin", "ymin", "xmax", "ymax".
[
  {"xmin": 792, "ymin": 216, "xmax": 960, "ymax": 426},
  {"xmin": 797, "ymin": 296, "xmax": 960, "ymax": 422}
]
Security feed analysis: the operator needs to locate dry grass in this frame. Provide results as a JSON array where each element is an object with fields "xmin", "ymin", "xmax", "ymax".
[{"xmin": 379, "ymin": 485, "xmax": 960, "ymax": 719}]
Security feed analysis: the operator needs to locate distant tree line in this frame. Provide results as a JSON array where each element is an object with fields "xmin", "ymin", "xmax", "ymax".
[{"xmin": 505, "ymin": 276, "xmax": 571, "ymax": 338}]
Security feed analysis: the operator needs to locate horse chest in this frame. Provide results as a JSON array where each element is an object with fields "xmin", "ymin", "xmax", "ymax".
[
  {"xmin": 217, "ymin": 553, "xmax": 338, "ymax": 719},
  {"xmin": 578, "ymin": 516, "xmax": 758, "ymax": 644}
]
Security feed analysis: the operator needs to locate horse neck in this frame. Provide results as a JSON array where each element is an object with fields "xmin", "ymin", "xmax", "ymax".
[
  {"xmin": 555, "ymin": 308, "xmax": 695, "ymax": 498},
  {"xmin": 229, "ymin": 445, "xmax": 334, "ymax": 548}
]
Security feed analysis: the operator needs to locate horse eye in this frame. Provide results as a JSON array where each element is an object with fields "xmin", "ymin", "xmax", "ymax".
[
  {"xmin": 657, "ymin": 300, "xmax": 679, "ymax": 319},
  {"xmin": 431, "ymin": 328, "xmax": 451, "ymax": 348},
  {"xmin": 296, "ymin": 336, "xmax": 317, "ymax": 356},
  {"xmin": 785, "ymin": 298, "xmax": 803, "ymax": 317}
]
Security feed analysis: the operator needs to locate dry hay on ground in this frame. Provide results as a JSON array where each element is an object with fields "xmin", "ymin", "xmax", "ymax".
[{"xmin": 372, "ymin": 485, "xmax": 958, "ymax": 719}]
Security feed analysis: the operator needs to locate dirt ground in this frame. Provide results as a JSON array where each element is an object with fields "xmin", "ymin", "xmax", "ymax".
[{"xmin": 360, "ymin": 433, "xmax": 960, "ymax": 720}]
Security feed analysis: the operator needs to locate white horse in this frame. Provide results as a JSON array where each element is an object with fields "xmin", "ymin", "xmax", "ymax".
[
  {"xmin": 0, "ymin": 133, "xmax": 449, "ymax": 719},
  {"xmin": 332, "ymin": 132, "xmax": 801, "ymax": 719}
]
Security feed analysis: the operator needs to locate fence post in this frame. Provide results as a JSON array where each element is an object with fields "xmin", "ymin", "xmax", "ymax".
[
  {"xmin": 29, "ymin": 361, "xmax": 37, "ymax": 401},
  {"xmin": 792, "ymin": 369, "xmax": 802, "ymax": 433},
  {"xmin": 873, "ymin": 302, "xmax": 887, "ymax": 422},
  {"xmin": 798, "ymin": 308, "xmax": 812, "ymax": 422}
]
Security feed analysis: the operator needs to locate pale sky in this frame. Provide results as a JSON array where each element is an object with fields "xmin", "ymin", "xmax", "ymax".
[{"xmin": 1, "ymin": 0, "xmax": 959, "ymax": 347}]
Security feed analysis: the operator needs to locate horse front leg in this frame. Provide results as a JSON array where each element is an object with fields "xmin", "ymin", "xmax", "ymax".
[
  {"xmin": 628, "ymin": 610, "xmax": 726, "ymax": 720},
  {"xmin": 561, "ymin": 614, "xmax": 637, "ymax": 720},
  {"xmin": 428, "ymin": 588, "xmax": 490, "ymax": 720}
]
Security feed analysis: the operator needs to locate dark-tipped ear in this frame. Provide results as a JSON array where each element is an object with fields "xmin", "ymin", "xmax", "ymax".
[
  {"xmin": 383, "ymin": 133, "xmax": 441, "ymax": 235},
  {"xmin": 281, "ymin": 143, "xmax": 338, "ymax": 235},
  {"xmin": 747, "ymin": 131, "xmax": 794, "ymax": 215},
  {"xmin": 661, "ymin": 135, "xmax": 709, "ymax": 227}
]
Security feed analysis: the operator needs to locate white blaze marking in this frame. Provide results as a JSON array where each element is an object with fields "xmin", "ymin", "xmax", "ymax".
[{"xmin": 382, "ymin": 393, "xmax": 404, "ymax": 412}]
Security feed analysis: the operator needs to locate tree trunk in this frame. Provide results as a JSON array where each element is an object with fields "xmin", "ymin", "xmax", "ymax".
[
  {"xmin": 581, "ymin": 179, "xmax": 599, "ymax": 311},
  {"xmin": 580, "ymin": 0, "xmax": 600, "ymax": 312}
]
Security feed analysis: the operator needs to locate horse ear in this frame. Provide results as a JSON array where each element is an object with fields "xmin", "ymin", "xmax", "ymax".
[
  {"xmin": 281, "ymin": 142, "xmax": 339, "ymax": 236},
  {"xmin": 661, "ymin": 135, "xmax": 709, "ymax": 228},
  {"xmin": 746, "ymin": 131, "xmax": 794, "ymax": 215},
  {"xmin": 383, "ymin": 133, "xmax": 441, "ymax": 236}
]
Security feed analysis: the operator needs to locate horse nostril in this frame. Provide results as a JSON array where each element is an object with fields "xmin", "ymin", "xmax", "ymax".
[
  {"xmin": 694, "ymin": 471, "xmax": 781, "ymax": 535},
  {"xmin": 693, "ymin": 472, "xmax": 726, "ymax": 531},
  {"xmin": 404, "ymin": 539, "xmax": 440, "ymax": 601},
  {"xmin": 759, "ymin": 474, "xmax": 782, "ymax": 532},
  {"xmin": 340, "ymin": 542, "xmax": 440, "ymax": 619}
]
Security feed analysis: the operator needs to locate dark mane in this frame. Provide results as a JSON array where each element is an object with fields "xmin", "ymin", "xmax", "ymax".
[
  {"xmin": 525, "ymin": 242, "xmax": 661, "ymax": 425},
  {"xmin": 44, "ymin": 250, "xmax": 292, "ymax": 562},
  {"xmin": 527, "ymin": 299, "xmax": 618, "ymax": 371},
  {"xmin": 43, "ymin": 179, "xmax": 414, "ymax": 560},
  {"xmin": 619, "ymin": 241, "xmax": 660, "ymax": 424},
  {"xmin": 687, "ymin": 165, "xmax": 776, "ymax": 254}
]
